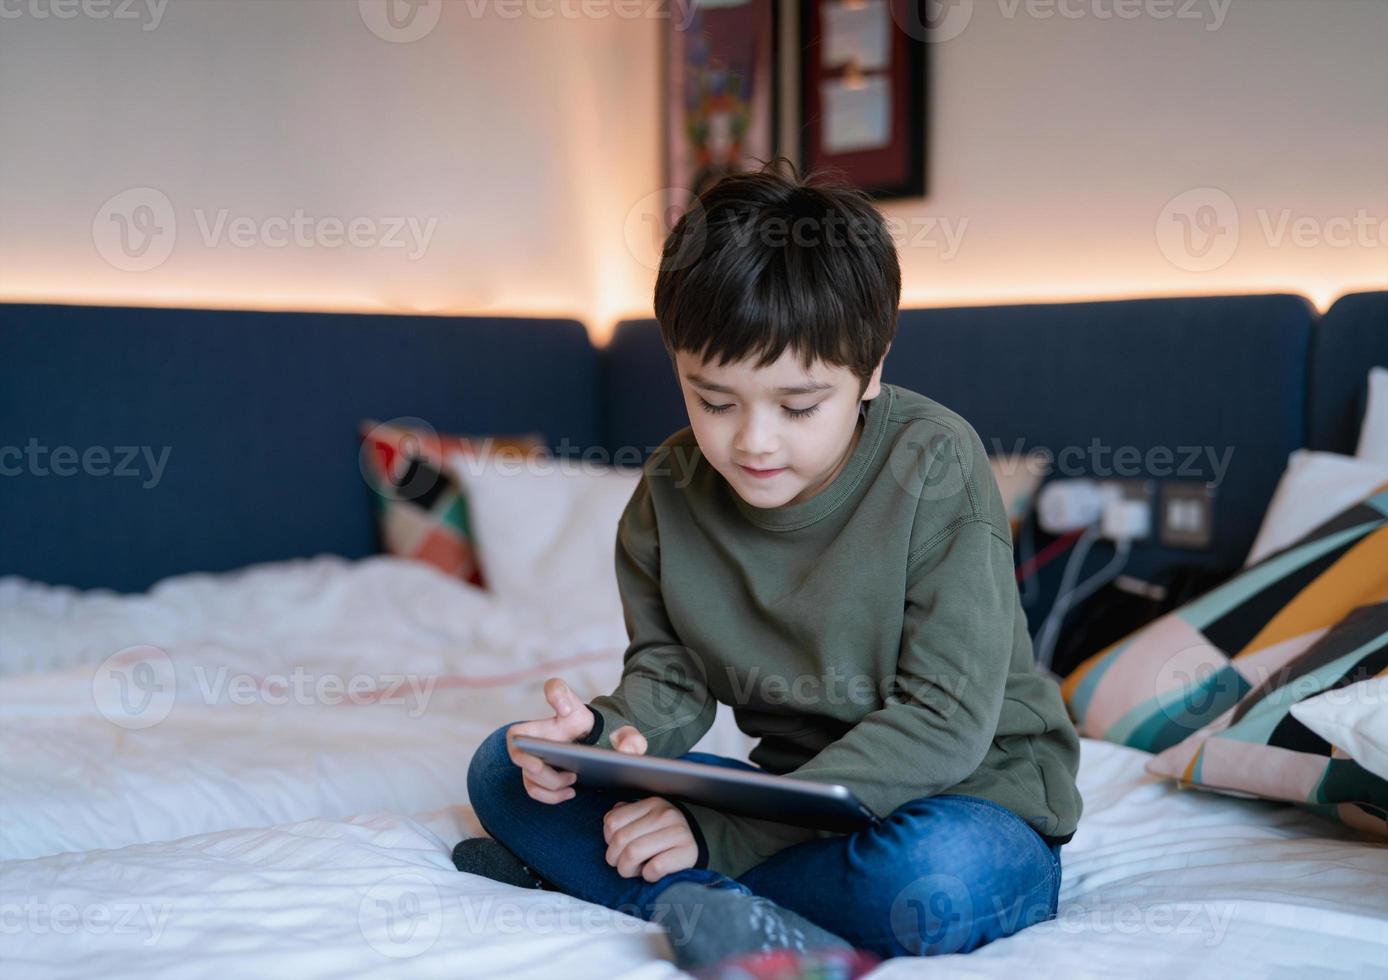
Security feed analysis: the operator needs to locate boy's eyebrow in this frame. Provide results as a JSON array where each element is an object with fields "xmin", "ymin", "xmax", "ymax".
[{"xmin": 685, "ymin": 373, "xmax": 834, "ymax": 396}]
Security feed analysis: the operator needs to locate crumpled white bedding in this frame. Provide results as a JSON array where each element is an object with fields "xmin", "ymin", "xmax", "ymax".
[
  {"xmin": 2, "ymin": 556, "xmax": 1386, "ymax": 978},
  {"xmin": 0, "ymin": 556, "xmax": 756, "ymax": 862}
]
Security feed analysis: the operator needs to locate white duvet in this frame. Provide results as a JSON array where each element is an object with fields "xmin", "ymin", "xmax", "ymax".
[{"xmin": 2, "ymin": 557, "xmax": 1386, "ymax": 978}]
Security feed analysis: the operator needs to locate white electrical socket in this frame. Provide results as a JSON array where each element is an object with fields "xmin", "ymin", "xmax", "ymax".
[{"xmin": 1037, "ymin": 479, "xmax": 1153, "ymax": 540}]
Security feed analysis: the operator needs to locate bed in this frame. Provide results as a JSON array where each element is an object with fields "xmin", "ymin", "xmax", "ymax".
[
  {"xmin": 3, "ymin": 556, "xmax": 1386, "ymax": 979},
  {"xmin": 2, "ymin": 293, "xmax": 1386, "ymax": 977}
]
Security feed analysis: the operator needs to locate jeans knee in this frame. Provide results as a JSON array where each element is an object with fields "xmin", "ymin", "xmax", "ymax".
[
  {"xmin": 467, "ymin": 722, "xmax": 518, "ymax": 823},
  {"xmin": 845, "ymin": 798, "xmax": 1058, "ymax": 958}
]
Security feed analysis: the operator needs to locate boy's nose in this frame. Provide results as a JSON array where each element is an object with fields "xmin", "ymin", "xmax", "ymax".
[{"xmin": 734, "ymin": 424, "xmax": 779, "ymax": 461}]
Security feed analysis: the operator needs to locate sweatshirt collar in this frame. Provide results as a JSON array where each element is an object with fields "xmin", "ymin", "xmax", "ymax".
[{"xmin": 733, "ymin": 383, "xmax": 894, "ymax": 531}]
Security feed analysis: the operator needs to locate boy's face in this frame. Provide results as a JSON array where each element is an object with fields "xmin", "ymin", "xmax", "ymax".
[{"xmin": 674, "ymin": 345, "xmax": 886, "ymax": 509}]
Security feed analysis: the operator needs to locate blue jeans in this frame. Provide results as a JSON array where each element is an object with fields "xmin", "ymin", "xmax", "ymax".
[{"xmin": 467, "ymin": 722, "xmax": 1062, "ymax": 960}]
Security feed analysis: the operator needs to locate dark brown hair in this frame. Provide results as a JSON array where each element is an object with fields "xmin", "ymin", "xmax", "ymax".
[{"xmin": 654, "ymin": 156, "xmax": 900, "ymax": 398}]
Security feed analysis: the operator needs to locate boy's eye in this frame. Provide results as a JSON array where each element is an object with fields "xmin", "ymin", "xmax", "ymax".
[{"xmin": 697, "ymin": 397, "xmax": 821, "ymax": 420}]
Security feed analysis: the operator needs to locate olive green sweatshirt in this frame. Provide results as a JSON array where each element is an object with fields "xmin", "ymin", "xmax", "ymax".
[{"xmin": 579, "ymin": 382, "xmax": 1083, "ymax": 879}]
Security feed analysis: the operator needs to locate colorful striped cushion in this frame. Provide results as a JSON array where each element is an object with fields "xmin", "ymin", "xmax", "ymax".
[
  {"xmin": 1062, "ymin": 483, "xmax": 1388, "ymax": 753},
  {"xmin": 359, "ymin": 419, "xmax": 547, "ymax": 587},
  {"xmin": 1145, "ymin": 600, "xmax": 1388, "ymax": 839}
]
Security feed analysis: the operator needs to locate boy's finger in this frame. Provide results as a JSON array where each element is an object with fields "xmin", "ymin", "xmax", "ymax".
[
  {"xmin": 609, "ymin": 824, "xmax": 683, "ymax": 876},
  {"xmin": 544, "ymin": 677, "xmax": 573, "ymax": 716},
  {"xmin": 523, "ymin": 774, "xmax": 576, "ymax": 804},
  {"xmin": 603, "ymin": 797, "xmax": 656, "ymax": 839},
  {"xmin": 612, "ymin": 727, "xmax": 647, "ymax": 754},
  {"xmin": 519, "ymin": 758, "xmax": 574, "ymax": 791}
]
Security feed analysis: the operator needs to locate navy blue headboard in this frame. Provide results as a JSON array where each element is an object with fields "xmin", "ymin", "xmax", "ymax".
[
  {"xmin": 7, "ymin": 293, "xmax": 1373, "ymax": 596},
  {"xmin": 0, "ymin": 304, "xmax": 601, "ymax": 592},
  {"xmin": 606, "ymin": 294, "xmax": 1316, "ymax": 578},
  {"xmin": 1308, "ymin": 291, "xmax": 1388, "ymax": 454}
]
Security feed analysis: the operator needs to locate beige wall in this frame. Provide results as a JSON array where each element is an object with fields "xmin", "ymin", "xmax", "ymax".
[{"xmin": 0, "ymin": 0, "xmax": 1383, "ymax": 345}]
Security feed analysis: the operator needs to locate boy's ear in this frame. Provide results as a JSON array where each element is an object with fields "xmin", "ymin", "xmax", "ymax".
[{"xmin": 862, "ymin": 345, "xmax": 889, "ymax": 399}]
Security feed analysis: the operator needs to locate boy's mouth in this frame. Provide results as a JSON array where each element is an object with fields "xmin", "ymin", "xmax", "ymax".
[{"xmin": 739, "ymin": 464, "xmax": 786, "ymax": 479}]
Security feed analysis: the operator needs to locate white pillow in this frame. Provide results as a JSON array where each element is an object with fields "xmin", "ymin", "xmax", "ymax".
[
  {"xmin": 1356, "ymin": 366, "xmax": 1388, "ymax": 466},
  {"xmin": 449, "ymin": 452, "xmax": 642, "ymax": 632},
  {"xmin": 1244, "ymin": 449, "xmax": 1388, "ymax": 567},
  {"xmin": 1289, "ymin": 676, "xmax": 1388, "ymax": 782}
]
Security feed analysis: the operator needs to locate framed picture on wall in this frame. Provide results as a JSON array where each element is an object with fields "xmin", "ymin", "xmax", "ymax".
[
  {"xmin": 797, "ymin": 0, "xmax": 926, "ymax": 200},
  {"xmin": 663, "ymin": 0, "xmax": 781, "ymax": 219}
]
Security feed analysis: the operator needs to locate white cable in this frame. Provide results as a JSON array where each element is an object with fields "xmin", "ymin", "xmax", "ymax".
[{"xmin": 1033, "ymin": 526, "xmax": 1133, "ymax": 673}]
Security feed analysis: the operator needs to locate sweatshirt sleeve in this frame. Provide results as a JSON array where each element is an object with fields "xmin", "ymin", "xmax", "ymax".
[{"xmin": 582, "ymin": 471, "xmax": 718, "ymax": 762}]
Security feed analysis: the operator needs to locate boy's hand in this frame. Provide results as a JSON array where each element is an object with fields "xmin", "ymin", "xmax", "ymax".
[
  {"xmin": 506, "ymin": 677, "xmax": 647, "ymax": 804},
  {"xmin": 506, "ymin": 677, "xmax": 593, "ymax": 804},
  {"xmin": 603, "ymin": 797, "xmax": 699, "ymax": 881}
]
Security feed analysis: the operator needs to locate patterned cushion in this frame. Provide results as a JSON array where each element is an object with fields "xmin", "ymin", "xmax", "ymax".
[
  {"xmin": 1062, "ymin": 483, "xmax": 1388, "ymax": 753},
  {"xmin": 358, "ymin": 418, "xmax": 547, "ymax": 586},
  {"xmin": 1145, "ymin": 600, "xmax": 1388, "ymax": 839}
]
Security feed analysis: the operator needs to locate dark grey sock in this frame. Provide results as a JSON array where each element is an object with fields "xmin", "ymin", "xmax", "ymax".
[
  {"xmin": 653, "ymin": 881, "xmax": 853, "ymax": 971},
  {"xmin": 451, "ymin": 837, "xmax": 546, "ymax": 890}
]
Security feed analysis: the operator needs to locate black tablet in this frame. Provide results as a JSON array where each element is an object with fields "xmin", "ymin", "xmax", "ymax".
[{"xmin": 511, "ymin": 735, "xmax": 880, "ymax": 832}]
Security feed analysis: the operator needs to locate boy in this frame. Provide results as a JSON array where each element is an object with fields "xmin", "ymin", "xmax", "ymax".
[{"xmin": 459, "ymin": 159, "xmax": 1083, "ymax": 972}]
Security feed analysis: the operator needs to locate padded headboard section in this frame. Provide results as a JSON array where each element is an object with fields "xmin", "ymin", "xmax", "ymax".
[
  {"xmin": 1308, "ymin": 291, "xmax": 1388, "ymax": 454},
  {"xmin": 606, "ymin": 294, "xmax": 1315, "ymax": 576},
  {"xmin": 0, "ymin": 304, "xmax": 601, "ymax": 592}
]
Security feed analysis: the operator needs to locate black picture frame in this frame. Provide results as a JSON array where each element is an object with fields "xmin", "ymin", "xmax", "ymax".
[{"xmin": 797, "ymin": 0, "xmax": 928, "ymax": 200}]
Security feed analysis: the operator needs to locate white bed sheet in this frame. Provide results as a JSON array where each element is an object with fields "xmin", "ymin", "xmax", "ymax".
[
  {"xmin": 0, "ymin": 556, "xmax": 758, "ymax": 862},
  {"xmin": 2, "ymin": 557, "xmax": 1385, "ymax": 978}
]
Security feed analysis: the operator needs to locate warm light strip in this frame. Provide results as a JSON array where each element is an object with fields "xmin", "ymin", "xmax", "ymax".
[{"xmin": 4, "ymin": 276, "xmax": 1382, "ymax": 350}]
